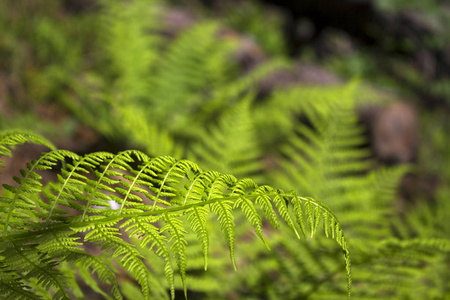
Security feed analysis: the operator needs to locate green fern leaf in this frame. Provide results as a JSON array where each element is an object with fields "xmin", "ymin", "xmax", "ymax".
[
  {"xmin": 162, "ymin": 213, "xmax": 188, "ymax": 298},
  {"xmin": 0, "ymin": 131, "xmax": 352, "ymax": 299},
  {"xmin": 273, "ymin": 192, "xmax": 300, "ymax": 239}
]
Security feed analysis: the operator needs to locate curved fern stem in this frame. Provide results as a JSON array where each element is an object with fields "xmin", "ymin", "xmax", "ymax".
[
  {"xmin": 81, "ymin": 151, "xmax": 131, "ymax": 220},
  {"xmin": 3, "ymin": 150, "xmax": 69, "ymax": 234},
  {"xmin": 45, "ymin": 154, "xmax": 90, "ymax": 223},
  {"xmin": 118, "ymin": 152, "xmax": 154, "ymax": 212}
]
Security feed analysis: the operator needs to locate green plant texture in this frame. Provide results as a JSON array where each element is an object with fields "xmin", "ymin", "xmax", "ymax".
[
  {"xmin": 1, "ymin": 0, "xmax": 449, "ymax": 299},
  {"xmin": 0, "ymin": 130, "xmax": 351, "ymax": 299}
]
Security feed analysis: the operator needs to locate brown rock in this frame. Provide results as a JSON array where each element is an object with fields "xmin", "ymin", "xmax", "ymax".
[
  {"xmin": 258, "ymin": 61, "xmax": 341, "ymax": 96},
  {"xmin": 360, "ymin": 102, "xmax": 419, "ymax": 164},
  {"xmin": 160, "ymin": 8, "xmax": 197, "ymax": 37}
]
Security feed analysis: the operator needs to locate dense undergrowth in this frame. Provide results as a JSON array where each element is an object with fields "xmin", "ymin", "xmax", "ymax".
[{"xmin": 0, "ymin": 0, "xmax": 449, "ymax": 299}]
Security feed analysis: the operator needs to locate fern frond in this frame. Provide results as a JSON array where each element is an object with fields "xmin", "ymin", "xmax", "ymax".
[
  {"xmin": 190, "ymin": 94, "xmax": 263, "ymax": 182},
  {"xmin": 0, "ymin": 131, "xmax": 352, "ymax": 299},
  {"xmin": 234, "ymin": 195, "xmax": 269, "ymax": 250},
  {"xmin": 1, "ymin": 149, "xmax": 79, "ymax": 234},
  {"xmin": 5, "ymin": 242, "xmax": 72, "ymax": 299},
  {"xmin": 0, "ymin": 129, "xmax": 56, "ymax": 170},
  {"xmin": 186, "ymin": 205, "xmax": 210, "ymax": 271},
  {"xmin": 210, "ymin": 58, "xmax": 289, "ymax": 103},
  {"xmin": 161, "ymin": 213, "xmax": 188, "ymax": 298},
  {"xmin": 0, "ymin": 266, "xmax": 38, "ymax": 300},
  {"xmin": 76, "ymin": 255, "xmax": 122, "ymax": 299},
  {"xmin": 114, "ymin": 107, "xmax": 182, "ymax": 157},
  {"xmin": 139, "ymin": 21, "xmax": 238, "ymax": 138},
  {"xmin": 379, "ymin": 238, "xmax": 450, "ymax": 254},
  {"xmin": 100, "ymin": 0, "xmax": 162, "ymax": 100}
]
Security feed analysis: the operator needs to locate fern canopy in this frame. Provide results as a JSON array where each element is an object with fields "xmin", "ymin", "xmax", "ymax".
[{"xmin": 0, "ymin": 131, "xmax": 352, "ymax": 299}]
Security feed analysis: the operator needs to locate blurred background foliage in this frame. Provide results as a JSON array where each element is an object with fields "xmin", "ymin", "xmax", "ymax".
[{"xmin": 0, "ymin": 0, "xmax": 449, "ymax": 298}]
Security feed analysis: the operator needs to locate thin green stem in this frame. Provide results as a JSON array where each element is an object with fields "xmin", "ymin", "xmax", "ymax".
[{"xmin": 1, "ymin": 194, "xmax": 338, "ymax": 243}]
